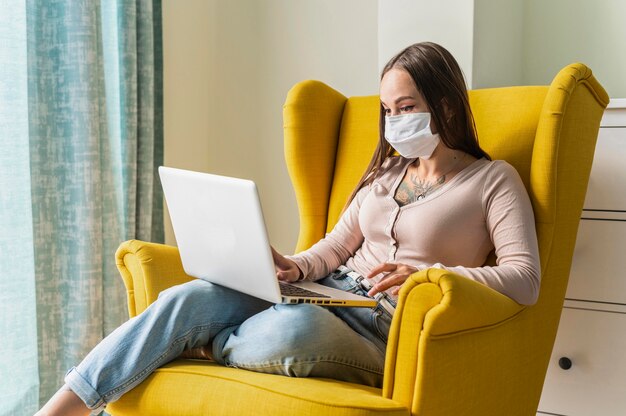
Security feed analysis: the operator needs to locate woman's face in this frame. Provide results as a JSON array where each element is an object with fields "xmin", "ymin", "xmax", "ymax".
[{"xmin": 379, "ymin": 68, "xmax": 429, "ymax": 117}]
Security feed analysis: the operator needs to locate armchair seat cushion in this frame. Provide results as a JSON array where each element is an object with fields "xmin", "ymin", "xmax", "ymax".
[{"xmin": 106, "ymin": 360, "xmax": 409, "ymax": 415}]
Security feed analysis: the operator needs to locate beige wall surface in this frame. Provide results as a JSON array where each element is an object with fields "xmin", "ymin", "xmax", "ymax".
[
  {"xmin": 378, "ymin": 0, "xmax": 624, "ymax": 96},
  {"xmin": 162, "ymin": 0, "xmax": 378, "ymax": 252},
  {"xmin": 162, "ymin": 0, "xmax": 214, "ymax": 247},
  {"xmin": 472, "ymin": 0, "xmax": 524, "ymax": 89},
  {"xmin": 523, "ymin": 0, "xmax": 626, "ymax": 98},
  {"xmin": 378, "ymin": 0, "xmax": 475, "ymax": 83}
]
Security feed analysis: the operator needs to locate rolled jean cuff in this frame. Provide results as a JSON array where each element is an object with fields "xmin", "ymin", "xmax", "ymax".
[{"xmin": 64, "ymin": 367, "xmax": 107, "ymax": 414}]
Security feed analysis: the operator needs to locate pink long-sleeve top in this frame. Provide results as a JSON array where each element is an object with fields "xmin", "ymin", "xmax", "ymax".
[{"xmin": 287, "ymin": 156, "xmax": 541, "ymax": 305}]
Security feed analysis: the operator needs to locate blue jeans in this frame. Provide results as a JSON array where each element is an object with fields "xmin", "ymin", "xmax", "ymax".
[{"xmin": 64, "ymin": 271, "xmax": 394, "ymax": 412}]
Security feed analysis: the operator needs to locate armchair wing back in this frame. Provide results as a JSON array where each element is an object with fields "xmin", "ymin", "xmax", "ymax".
[{"xmin": 111, "ymin": 64, "xmax": 607, "ymax": 415}]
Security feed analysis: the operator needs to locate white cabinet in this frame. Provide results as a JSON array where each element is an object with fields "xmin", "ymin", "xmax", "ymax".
[{"xmin": 538, "ymin": 99, "xmax": 626, "ymax": 416}]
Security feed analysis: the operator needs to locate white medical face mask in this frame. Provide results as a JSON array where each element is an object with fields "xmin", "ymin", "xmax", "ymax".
[{"xmin": 384, "ymin": 112, "xmax": 440, "ymax": 159}]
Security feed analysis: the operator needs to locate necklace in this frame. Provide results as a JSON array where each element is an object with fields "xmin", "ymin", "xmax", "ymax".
[{"xmin": 396, "ymin": 153, "xmax": 465, "ymax": 205}]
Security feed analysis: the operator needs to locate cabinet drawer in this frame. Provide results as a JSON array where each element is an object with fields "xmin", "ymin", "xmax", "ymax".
[
  {"xmin": 566, "ymin": 219, "xmax": 626, "ymax": 304},
  {"xmin": 584, "ymin": 127, "xmax": 626, "ymax": 210},
  {"xmin": 538, "ymin": 308, "xmax": 626, "ymax": 415}
]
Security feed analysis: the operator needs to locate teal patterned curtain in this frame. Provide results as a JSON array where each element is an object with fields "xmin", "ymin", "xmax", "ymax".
[{"xmin": 0, "ymin": 1, "xmax": 163, "ymax": 414}]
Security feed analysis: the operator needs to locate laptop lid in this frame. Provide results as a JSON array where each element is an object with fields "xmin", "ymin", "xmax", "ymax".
[
  {"xmin": 159, "ymin": 166, "xmax": 377, "ymax": 308},
  {"xmin": 159, "ymin": 166, "xmax": 283, "ymax": 303}
]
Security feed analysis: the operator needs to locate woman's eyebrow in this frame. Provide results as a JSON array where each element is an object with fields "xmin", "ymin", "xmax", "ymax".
[
  {"xmin": 394, "ymin": 96, "xmax": 415, "ymax": 104},
  {"xmin": 380, "ymin": 96, "xmax": 416, "ymax": 107}
]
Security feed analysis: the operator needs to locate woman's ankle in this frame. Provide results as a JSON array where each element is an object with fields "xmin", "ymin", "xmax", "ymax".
[{"xmin": 36, "ymin": 385, "xmax": 91, "ymax": 416}]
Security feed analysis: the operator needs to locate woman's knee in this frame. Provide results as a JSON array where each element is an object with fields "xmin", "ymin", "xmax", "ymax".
[
  {"xmin": 156, "ymin": 279, "xmax": 216, "ymax": 312},
  {"xmin": 154, "ymin": 279, "xmax": 269, "ymax": 322},
  {"xmin": 219, "ymin": 304, "xmax": 340, "ymax": 360},
  {"xmin": 266, "ymin": 304, "xmax": 334, "ymax": 341}
]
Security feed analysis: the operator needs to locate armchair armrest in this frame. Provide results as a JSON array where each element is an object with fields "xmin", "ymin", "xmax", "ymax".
[
  {"xmin": 383, "ymin": 268, "xmax": 526, "ymax": 413},
  {"xmin": 414, "ymin": 268, "xmax": 524, "ymax": 336},
  {"xmin": 115, "ymin": 240, "xmax": 194, "ymax": 317}
]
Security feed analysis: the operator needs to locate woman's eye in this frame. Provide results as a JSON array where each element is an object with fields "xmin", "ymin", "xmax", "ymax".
[
  {"xmin": 400, "ymin": 106, "xmax": 415, "ymax": 112},
  {"xmin": 383, "ymin": 108, "xmax": 391, "ymax": 115}
]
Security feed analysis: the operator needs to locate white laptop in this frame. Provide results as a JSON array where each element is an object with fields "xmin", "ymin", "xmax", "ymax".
[{"xmin": 159, "ymin": 166, "xmax": 377, "ymax": 308}]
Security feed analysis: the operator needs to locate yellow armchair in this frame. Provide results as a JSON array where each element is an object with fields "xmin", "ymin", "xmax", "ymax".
[{"xmin": 108, "ymin": 64, "xmax": 608, "ymax": 415}]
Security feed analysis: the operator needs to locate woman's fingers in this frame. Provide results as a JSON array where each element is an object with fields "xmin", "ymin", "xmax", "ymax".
[
  {"xmin": 278, "ymin": 268, "xmax": 302, "ymax": 282},
  {"xmin": 367, "ymin": 263, "xmax": 418, "ymax": 296},
  {"xmin": 271, "ymin": 246, "xmax": 292, "ymax": 271},
  {"xmin": 276, "ymin": 268, "xmax": 294, "ymax": 281},
  {"xmin": 276, "ymin": 270, "xmax": 292, "ymax": 281},
  {"xmin": 271, "ymin": 246, "xmax": 302, "ymax": 282},
  {"xmin": 270, "ymin": 246, "xmax": 286, "ymax": 266},
  {"xmin": 367, "ymin": 262, "xmax": 398, "ymax": 279},
  {"xmin": 367, "ymin": 271, "xmax": 406, "ymax": 296}
]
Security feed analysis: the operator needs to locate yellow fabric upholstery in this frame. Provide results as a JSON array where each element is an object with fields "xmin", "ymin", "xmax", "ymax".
[
  {"xmin": 110, "ymin": 64, "xmax": 608, "ymax": 415},
  {"xmin": 108, "ymin": 361, "xmax": 407, "ymax": 416}
]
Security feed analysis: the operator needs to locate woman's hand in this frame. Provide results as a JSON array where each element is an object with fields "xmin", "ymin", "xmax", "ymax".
[
  {"xmin": 366, "ymin": 263, "xmax": 419, "ymax": 296},
  {"xmin": 271, "ymin": 246, "xmax": 302, "ymax": 282}
]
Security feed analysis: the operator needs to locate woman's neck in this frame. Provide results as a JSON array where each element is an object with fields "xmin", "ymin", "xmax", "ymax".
[{"xmin": 411, "ymin": 145, "xmax": 463, "ymax": 181}]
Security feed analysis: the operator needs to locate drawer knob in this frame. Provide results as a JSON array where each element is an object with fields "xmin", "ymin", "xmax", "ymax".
[{"xmin": 558, "ymin": 357, "xmax": 572, "ymax": 370}]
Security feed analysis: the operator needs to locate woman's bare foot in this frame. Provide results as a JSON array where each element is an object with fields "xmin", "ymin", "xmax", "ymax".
[{"xmin": 35, "ymin": 385, "xmax": 91, "ymax": 416}]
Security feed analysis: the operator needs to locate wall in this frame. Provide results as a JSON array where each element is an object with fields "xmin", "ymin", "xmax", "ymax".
[
  {"xmin": 523, "ymin": 0, "xmax": 626, "ymax": 98},
  {"xmin": 162, "ymin": 0, "xmax": 214, "ymax": 246},
  {"xmin": 378, "ymin": 0, "xmax": 624, "ymax": 96},
  {"xmin": 472, "ymin": 0, "xmax": 524, "ymax": 88},
  {"xmin": 377, "ymin": 0, "xmax": 475, "ymax": 82},
  {"xmin": 162, "ymin": 0, "xmax": 378, "ymax": 252}
]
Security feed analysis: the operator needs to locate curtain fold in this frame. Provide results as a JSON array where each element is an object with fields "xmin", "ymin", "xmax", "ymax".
[
  {"xmin": 0, "ymin": 1, "xmax": 163, "ymax": 414},
  {"xmin": 0, "ymin": 1, "xmax": 40, "ymax": 412}
]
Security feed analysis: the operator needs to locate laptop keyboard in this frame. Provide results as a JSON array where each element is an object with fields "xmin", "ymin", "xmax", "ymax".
[{"xmin": 279, "ymin": 282, "xmax": 330, "ymax": 298}]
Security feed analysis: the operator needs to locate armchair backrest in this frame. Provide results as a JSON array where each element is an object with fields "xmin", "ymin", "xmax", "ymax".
[{"xmin": 283, "ymin": 63, "xmax": 608, "ymax": 411}]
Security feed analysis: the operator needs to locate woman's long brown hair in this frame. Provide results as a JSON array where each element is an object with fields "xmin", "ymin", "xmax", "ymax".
[{"xmin": 343, "ymin": 42, "xmax": 490, "ymax": 210}]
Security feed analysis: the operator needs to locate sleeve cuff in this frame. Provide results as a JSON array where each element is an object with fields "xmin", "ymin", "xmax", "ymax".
[{"xmin": 285, "ymin": 254, "xmax": 309, "ymax": 280}]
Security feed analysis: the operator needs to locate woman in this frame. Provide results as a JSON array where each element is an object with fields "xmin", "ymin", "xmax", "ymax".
[{"xmin": 37, "ymin": 42, "xmax": 540, "ymax": 415}]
